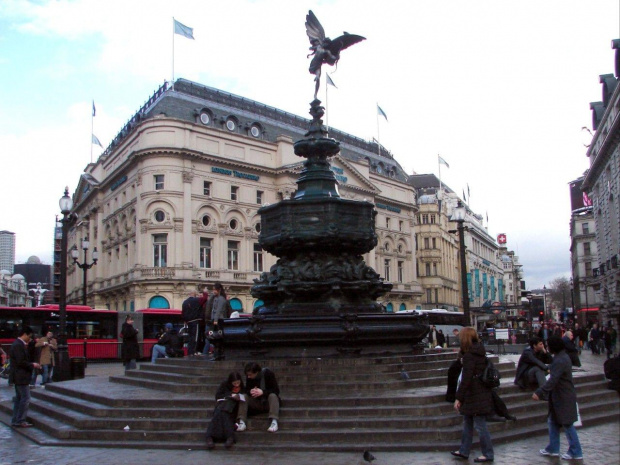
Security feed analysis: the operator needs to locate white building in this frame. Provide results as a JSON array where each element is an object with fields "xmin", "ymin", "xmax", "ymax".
[{"xmin": 0, "ymin": 230, "xmax": 15, "ymax": 274}]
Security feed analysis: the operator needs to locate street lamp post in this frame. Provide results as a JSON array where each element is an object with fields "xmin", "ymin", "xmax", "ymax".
[
  {"xmin": 543, "ymin": 285, "xmax": 548, "ymax": 322},
  {"xmin": 450, "ymin": 200, "xmax": 470, "ymax": 326},
  {"xmin": 71, "ymin": 239, "xmax": 98, "ymax": 306},
  {"xmin": 54, "ymin": 187, "xmax": 76, "ymax": 382}
]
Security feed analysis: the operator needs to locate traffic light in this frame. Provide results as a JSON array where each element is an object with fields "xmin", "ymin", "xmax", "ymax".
[{"xmin": 539, "ymin": 311, "xmax": 544, "ymax": 322}]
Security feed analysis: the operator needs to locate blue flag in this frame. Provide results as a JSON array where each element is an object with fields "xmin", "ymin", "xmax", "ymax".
[
  {"xmin": 326, "ymin": 74, "xmax": 337, "ymax": 88},
  {"xmin": 174, "ymin": 19, "xmax": 194, "ymax": 40},
  {"xmin": 92, "ymin": 100, "xmax": 96, "ymax": 117},
  {"xmin": 377, "ymin": 104, "xmax": 388, "ymax": 121}
]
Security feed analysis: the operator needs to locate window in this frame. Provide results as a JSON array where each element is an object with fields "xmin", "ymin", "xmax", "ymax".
[
  {"xmin": 384, "ymin": 242, "xmax": 390, "ymax": 252},
  {"xmin": 226, "ymin": 118, "xmax": 236, "ymax": 131},
  {"xmin": 199, "ymin": 238, "xmax": 212, "ymax": 268},
  {"xmin": 250, "ymin": 125, "xmax": 261, "ymax": 138},
  {"xmin": 229, "ymin": 219, "xmax": 238, "ymax": 230},
  {"xmin": 256, "ymin": 190, "xmax": 263, "ymax": 204},
  {"xmin": 384, "ymin": 259, "xmax": 391, "ymax": 281},
  {"xmin": 583, "ymin": 242, "xmax": 591, "ymax": 256},
  {"xmin": 399, "ymin": 220, "xmax": 404, "ymax": 232},
  {"xmin": 153, "ymin": 234, "xmax": 167, "ymax": 267},
  {"xmin": 154, "ymin": 175, "xmax": 164, "ymax": 190},
  {"xmin": 202, "ymin": 215, "xmax": 210, "ymax": 227},
  {"xmin": 424, "ymin": 237, "xmax": 430, "ymax": 249},
  {"xmin": 203, "ymin": 181, "xmax": 211, "ymax": 196},
  {"xmin": 430, "ymin": 214, "xmax": 436, "ymax": 224},
  {"xmin": 432, "ymin": 237, "xmax": 437, "ymax": 249},
  {"xmin": 253, "ymin": 243, "xmax": 263, "ymax": 272},
  {"xmin": 434, "ymin": 289, "xmax": 439, "ymax": 303},
  {"xmin": 154, "ymin": 210, "xmax": 165, "ymax": 223},
  {"xmin": 228, "ymin": 241, "xmax": 239, "ymax": 270},
  {"xmin": 426, "ymin": 288, "xmax": 432, "ymax": 303},
  {"xmin": 255, "ymin": 223, "xmax": 261, "ymax": 233},
  {"xmin": 398, "ymin": 244, "xmax": 404, "ymax": 253},
  {"xmin": 231, "ymin": 186, "xmax": 238, "ymax": 201},
  {"xmin": 425, "ymin": 263, "xmax": 431, "ymax": 276},
  {"xmin": 422, "ymin": 214, "xmax": 429, "ymax": 224},
  {"xmin": 432, "ymin": 263, "xmax": 437, "ymax": 276},
  {"xmin": 199, "ymin": 111, "xmax": 211, "ymax": 125},
  {"xmin": 386, "ymin": 217, "xmax": 391, "ymax": 229},
  {"xmin": 585, "ymin": 261, "xmax": 592, "ymax": 277},
  {"xmin": 582, "ymin": 223, "xmax": 589, "ymax": 234},
  {"xmin": 397, "ymin": 261, "xmax": 404, "ymax": 283}
]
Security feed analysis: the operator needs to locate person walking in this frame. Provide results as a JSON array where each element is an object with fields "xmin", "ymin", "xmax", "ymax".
[
  {"xmin": 451, "ymin": 327, "xmax": 494, "ymax": 463},
  {"xmin": 204, "ymin": 282, "xmax": 232, "ymax": 360},
  {"xmin": 533, "ymin": 335, "xmax": 583, "ymax": 461},
  {"xmin": 10, "ymin": 326, "xmax": 41, "ymax": 427},
  {"xmin": 35, "ymin": 331, "xmax": 57, "ymax": 385}
]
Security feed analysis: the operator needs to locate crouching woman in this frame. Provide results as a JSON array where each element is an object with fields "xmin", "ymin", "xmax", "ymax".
[{"xmin": 451, "ymin": 327, "xmax": 495, "ymax": 463}]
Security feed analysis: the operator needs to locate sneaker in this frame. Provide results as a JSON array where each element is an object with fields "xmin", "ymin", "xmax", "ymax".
[
  {"xmin": 236, "ymin": 419, "xmax": 246, "ymax": 432},
  {"xmin": 561, "ymin": 453, "xmax": 583, "ymax": 460},
  {"xmin": 267, "ymin": 419, "xmax": 278, "ymax": 433},
  {"xmin": 15, "ymin": 422, "xmax": 34, "ymax": 428},
  {"xmin": 540, "ymin": 449, "xmax": 559, "ymax": 457}
]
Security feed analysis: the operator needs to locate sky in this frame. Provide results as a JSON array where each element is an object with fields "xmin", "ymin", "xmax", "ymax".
[{"xmin": 0, "ymin": 0, "xmax": 618, "ymax": 289}]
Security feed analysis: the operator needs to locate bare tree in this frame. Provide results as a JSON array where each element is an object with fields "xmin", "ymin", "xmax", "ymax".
[{"xmin": 548, "ymin": 277, "xmax": 571, "ymax": 310}]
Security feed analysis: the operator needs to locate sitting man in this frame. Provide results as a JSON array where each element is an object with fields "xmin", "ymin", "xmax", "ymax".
[
  {"xmin": 236, "ymin": 362, "xmax": 280, "ymax": 433},
  {"xmin": 562, "ymin": 330, "xmax": 581, "ymax": 367},
  {"xmin": 151, "ymin": 323, "xmax": 183, "ymax": 363},
  {"xmin": 514, "ymin": 336, "xmax": 552, "ymax": 389}
]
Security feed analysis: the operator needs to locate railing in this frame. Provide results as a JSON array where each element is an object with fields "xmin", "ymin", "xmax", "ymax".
[
  {"xmin": 65, "ymin": 339, "xmax": 158, "ymax": 363},
  {"xmin": 139, "ymin": 267, "xmax": 176, "ymax": 278}
]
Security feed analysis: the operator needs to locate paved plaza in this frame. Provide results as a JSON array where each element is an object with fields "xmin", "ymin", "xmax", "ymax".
[{"xmin": 0, "ymin": 350, "xmax": 618, "ymax": 465}]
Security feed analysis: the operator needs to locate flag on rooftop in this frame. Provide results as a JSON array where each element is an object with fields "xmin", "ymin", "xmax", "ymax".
[
  {"xmin": 377, "ymin": 104, "xmax": 388, "ymax": 121},
  {"xmin": 467, "ymin": 183, "xmax": 471, "ymax": 198},
  {"xmin": 174, "ymin": 19, "xmax": 194, "ymax": 40},
  {"xmin": 92, "ymin": 134, "xmax": 103, "ymax": 148},
  {"xmin": 326, "ymin": 74, "xmax": 337, "ymax": 88},
  {"xmin": 92, "ymin": 100, "xmax": 96, "ymax": 117},
  {"xmin": 438, "ymin": 155, "xmax": 450, "ymax": 168}
]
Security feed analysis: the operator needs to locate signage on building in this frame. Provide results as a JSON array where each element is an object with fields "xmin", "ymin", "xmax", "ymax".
[
  {"xmin": 497, "ymin": 233, "xmax": 507, "ymax": 244},
  {"xmin": 212, "ymin": 167, "xmax": 259, "ymax": 181},
  {"xmin": 569, "ymin": 179, "xmax": 592, "ymax": 212},
  {"xmin": 331, "ymin": 166, "xmax": 348, "ymax": 183},
  {"xmin": 110, "ymin": 175, "xmax": 128, "ymax": 191},
  {"xmin": 376, "ymin": 203, "xmax": 401, "ymax": 213}
]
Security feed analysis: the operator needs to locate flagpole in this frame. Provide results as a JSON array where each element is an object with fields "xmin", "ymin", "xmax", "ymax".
[
  {"xmin": 90, "ymin": 102, "xmax": 94, "ymax": 164},
  {"xmin": 438, "ymin": 155, "xmax": 442, "ymax": 200},
  {"xmin": 325, "ymin": 74, "xmax": 329, "ymax": 136},
  {"xmin": 376, "ymin": 103, "xmax": 380, "ymax": 158},
  {"xmin": 172, "ymin": 17, "xmax": 175, "ymax": 91}
]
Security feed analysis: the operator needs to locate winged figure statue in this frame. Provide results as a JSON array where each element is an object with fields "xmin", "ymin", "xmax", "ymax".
[{"xmin": 306, "ymin": 10, "xmax": 365, "ymax": 99}]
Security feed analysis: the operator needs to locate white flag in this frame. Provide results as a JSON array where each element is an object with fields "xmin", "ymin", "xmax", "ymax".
[
  {"xmin": 438, "ymin": 155, "xmax": 450, "ymax": 168},
  {"xmin": 377, "ymin": 104, "xmax": 388, "ymax": 121},
  {"xmin": 92, "ymin": 134, "xmax": 103, "ymax": 148},
  {"xmin": 174, "ymin": 19, "xmax": 194, "ymax": 40}
]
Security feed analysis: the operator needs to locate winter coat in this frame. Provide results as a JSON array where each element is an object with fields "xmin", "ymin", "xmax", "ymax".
[
  {"xmin": 35, "ymin": 336, "xmax": 57, "ymax": 366},
  {"xmin": 514, "ymin": 347, "xmax": 552, "ymax": 388},
  {"xmin": 205, "ymin": 295, "xmax": 232, "ymax": 324},
  {"xmin": 455, "ymin": 343, "xmax": 494, "ymax": 416},
  {"xmin": 182, "ymin": 296, "xmax": 206, "ymax": 322},
  {"xmin": 157, "ymin": 329, "xmax": 183, "ymax": 356},
  {"xmin": 9, "ymin": 338, "xmax": 35, "ymax": 386},
  {"xmin": 245, "ymin": 368, "xmax": 281, "ymax": 403},
  {"xmin": 120, "ymin": 322, "xmax": 140, "ymax": 362},
  {"xmin": 535, "ymin": 350, "xmax": 578, "ymax": 425}
]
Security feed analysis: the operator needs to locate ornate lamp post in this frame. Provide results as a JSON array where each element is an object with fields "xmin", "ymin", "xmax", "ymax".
[
  {"xmin": 450, "ymin": 200, "xmax": 470, "ymax": 326},
  {"xmin": 71, "ymin": 239, "xmax": 98, "ymax": 306},
  {"xmin": 543, "ymin": 285, "xmax": 548, "ymax": 322},
  {"xmin": 54, "ymin": 187, "xmax": 76, "ymax": 382}
]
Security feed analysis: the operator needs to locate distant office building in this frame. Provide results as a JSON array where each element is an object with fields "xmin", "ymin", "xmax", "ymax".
[{"xmin": 0, "ymin": 230, "xmax": 15, "ymax": 273}]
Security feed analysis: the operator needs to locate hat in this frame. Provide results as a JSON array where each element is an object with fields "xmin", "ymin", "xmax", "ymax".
[{"xmin": 165, "ymin": 323, "xmax": 173, "ymax": 330}]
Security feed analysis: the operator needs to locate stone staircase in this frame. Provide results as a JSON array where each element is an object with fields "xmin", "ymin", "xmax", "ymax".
[{"xmin": 0, "ymin": 351, "xmax": 617, "ymax": 451}]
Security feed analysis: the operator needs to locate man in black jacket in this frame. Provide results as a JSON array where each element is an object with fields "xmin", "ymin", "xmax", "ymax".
[
  {"xmin": 236, "ymin": 362, "xmax": 281, "ymax": 433},
  {"xmin": 181, "ymin": 289, "xmax": 209, "ymax": 356},
  {"xmin": 151, "ymin": 323, "xmax": 183, "ymax": 362},
  {"xmin": 514, "ymin": 337, "xmax": 552, "ymax": 389},
  {"xmin": 9, "ymin": 326, "xmax": 41, "ymax": 427}
]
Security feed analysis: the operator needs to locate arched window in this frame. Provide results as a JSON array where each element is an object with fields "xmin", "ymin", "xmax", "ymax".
[
  {"xmin": 253, "ymin": 299, "xmax": 264, "ymax": 309},
  {"xmin": 229, "ymin": 298, "xmax": 243, "ymax": 311},
  {"xmin": 148, "ymin": 296, "xmax": 170, "ymax": 309},
  {"xmin": 386, "ymin": 302, "xmax": 394, "ymax": 313},
  {"xmin": 399, "ymin": 303, "xmax": 407, "ymax": 311}
]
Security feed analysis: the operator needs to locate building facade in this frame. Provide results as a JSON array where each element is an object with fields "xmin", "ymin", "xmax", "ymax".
[
  {"xmin": 66, "ymin": 80, "xmax": 422, "ymax": 312},
  {"xmin": 582, "ymin": 40, "xmax": 620, "ymax": 328},
  {"xmin": 0, "ymin": 230, "xmax": 15, "ymax": 273}
]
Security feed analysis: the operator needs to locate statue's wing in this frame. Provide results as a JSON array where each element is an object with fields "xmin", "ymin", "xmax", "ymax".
[
  {"xmin": 305, "ymin": 10, "xmax": 325, "ymax": 43},
  {"xmin": 328, "ymin": 33, "xmax": 366, "ymax": 54}
]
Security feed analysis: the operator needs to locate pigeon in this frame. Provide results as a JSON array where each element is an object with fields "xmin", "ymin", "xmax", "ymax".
[{"xmin": 363, "ymin": 450, "xmax": 376, "ymax": 463}]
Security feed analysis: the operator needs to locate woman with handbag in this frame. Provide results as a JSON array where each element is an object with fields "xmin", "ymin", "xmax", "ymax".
[
  {"xmin": 206, "ymin": 371, "xmax": 244, "ymax": 450},
  {"xmin": 451, "ymin": 327, "xmax": 495, "ymax": 463}
]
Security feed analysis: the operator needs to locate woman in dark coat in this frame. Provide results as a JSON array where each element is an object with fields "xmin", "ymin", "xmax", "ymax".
[
  {"xmin": 120, "ymin": 316, "xmax": 139, "ymax": 370},
  {"xmin": 533, "ymin": 335, "xmax": 582, "ymax": 460},
  {"xmin": 451, "ymin": 327, "xmax": 494, "ymax": 463},
  {"xmin": 206, "ymin": 371, "xmax": 244, "ymax": 450}
]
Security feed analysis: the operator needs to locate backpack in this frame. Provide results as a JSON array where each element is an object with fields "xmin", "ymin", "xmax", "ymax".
[{"xmin": 478, "ymin": 358, "xmax": 501, "ymax": 389}]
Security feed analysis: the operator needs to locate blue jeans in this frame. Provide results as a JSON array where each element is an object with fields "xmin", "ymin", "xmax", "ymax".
[
  {"xmin": 41, "ymin": 364, "xmax": 53, "ymax": 384},
  {"xmin": 151, "ymin": 344, "xmax": 167, "ymax": 363},
  {"xmin": 459, "ymin": 415, "xmax": 494, "ymax": 459},
  {"xmin": 11, "ymin": 384, "xmax": 31, "ymax": 425},
  {"xmin": 546, "ymin": 417, "xmax": 582, "ymax": 457}
]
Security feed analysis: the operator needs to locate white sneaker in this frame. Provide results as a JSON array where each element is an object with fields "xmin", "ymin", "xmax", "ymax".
[
  {"xmin": 267, "ymin": 419, "xmax": 278, "ymax": 433},
  {"xmin": 540, "ymin": 449, "xmax": 559, "ymax": 457},
  {"xmin": 236, "ymin": 419, "xmax": 246, "ymax": 432},
  {"xmin": 561, "ymin": 453, "xmax": 583, "ymax": 460}
]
